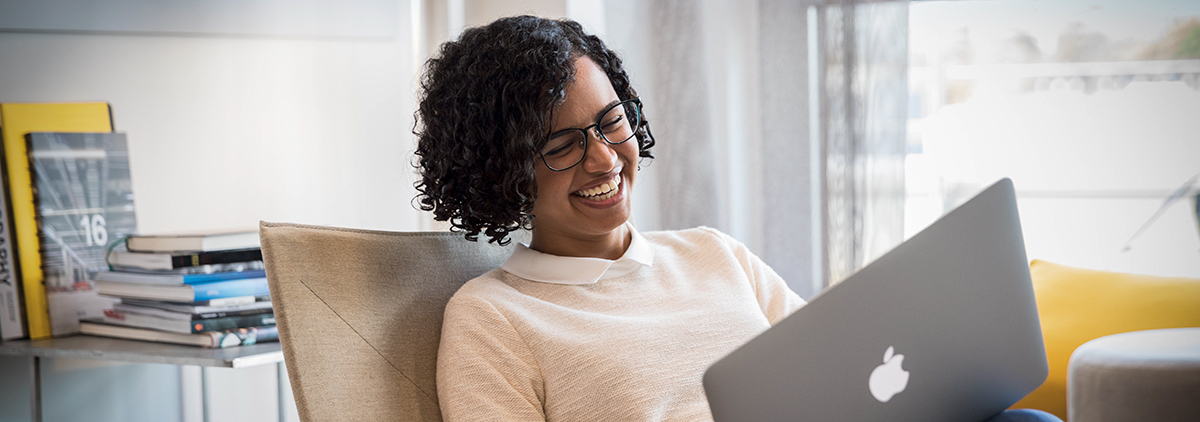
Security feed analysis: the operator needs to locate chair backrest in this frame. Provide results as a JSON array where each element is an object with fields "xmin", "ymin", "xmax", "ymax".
[{"xmin": 260, "ymin": 221, "xmax": 514, "ymax": 422}]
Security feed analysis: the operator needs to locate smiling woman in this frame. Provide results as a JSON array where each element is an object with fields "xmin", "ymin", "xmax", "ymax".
[
  {"xmin": 413, "ymin": 15, "xmax": 652, "ymax": 249},
  {"xmin": 413, "ymin": 15, "xmax": 805, "ymax": 422},
  {"xmin": 528, "ymin": 57, "xmax": 640, "ymax": 260}
]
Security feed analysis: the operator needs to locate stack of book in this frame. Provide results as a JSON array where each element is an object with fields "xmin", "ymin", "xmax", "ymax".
[
  {"xmin": 0, "ymin": 102, "xmax": 276, "ymax": 347},
  {"xmin": 79, "ymin": 231, "xmax": 279, "ymax": 348}
]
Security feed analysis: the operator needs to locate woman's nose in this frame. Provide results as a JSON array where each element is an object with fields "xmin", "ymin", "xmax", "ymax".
[{"xmin": 580, "ymin": 132, "xmax": 619, "ymax": 173}]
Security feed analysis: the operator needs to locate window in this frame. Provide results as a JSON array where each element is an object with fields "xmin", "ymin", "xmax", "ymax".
[{"xmin": 907, "ymin": 0, "xmax": 1200, "ymax": 277}]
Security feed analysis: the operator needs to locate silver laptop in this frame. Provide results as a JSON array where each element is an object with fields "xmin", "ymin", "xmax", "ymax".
[{"xmin": 704, "ymin": 178, "xmax": 1048, "ymax": 422}]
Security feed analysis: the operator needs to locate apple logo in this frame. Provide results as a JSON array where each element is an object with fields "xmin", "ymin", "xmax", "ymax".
[{"xmin": 868, "ymin": 346, "xmax": 910, "ymax": 403}]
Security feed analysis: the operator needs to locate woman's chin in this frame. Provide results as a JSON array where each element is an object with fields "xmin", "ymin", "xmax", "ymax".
[{"xmin": 570, "ymin": 194, "xmax": 632, "ymax": 233}]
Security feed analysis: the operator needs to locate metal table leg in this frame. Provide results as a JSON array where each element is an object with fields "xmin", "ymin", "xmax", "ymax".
[
  {"xmin": 30, "ymin": 356, "xmax": 41, "ymax": 422},
  {"xmin": 201, "ymin": 366, "xmax": 210, "ymax": 422},
  {"xmin": 277, "ymin": 362, "xmax": 286, "ymax": 422}
]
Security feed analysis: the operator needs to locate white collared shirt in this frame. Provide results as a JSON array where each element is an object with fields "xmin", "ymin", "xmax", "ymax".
[
  {"xmin": 438, "ymin": 226, "xmax": 806, "ymax": 422},
  {"xmin": 499, "ymin": 222, "xmax": 655, "ymax": 285}
]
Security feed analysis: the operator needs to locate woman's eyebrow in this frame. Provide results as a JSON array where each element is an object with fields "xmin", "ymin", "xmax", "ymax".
[
  {"xmin": 594, "ymin": 100, "xmax": 621, "ymax": 122},
  {"xmin": 547, "ymin": 127, "xmax": 577, "ymax": 139},
  {"xmin": 549, "ymin": 99, "xmax": 624, "ymax": 135}
]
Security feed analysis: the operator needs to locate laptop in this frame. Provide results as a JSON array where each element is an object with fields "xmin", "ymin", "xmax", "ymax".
[{"xmin": 703, "ymin": 178, "xmax": 1048, "ymax": 422}]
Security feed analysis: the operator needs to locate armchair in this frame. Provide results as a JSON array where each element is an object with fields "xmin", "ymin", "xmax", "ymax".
[{"xmin": 259, "ymin": 222, "xmax": 514, "ymax": 422}]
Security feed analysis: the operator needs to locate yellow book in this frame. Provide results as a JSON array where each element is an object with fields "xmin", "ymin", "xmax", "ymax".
[{"xmin": 0, "ymin": 102, "xmax": 113, "ymax": 339}]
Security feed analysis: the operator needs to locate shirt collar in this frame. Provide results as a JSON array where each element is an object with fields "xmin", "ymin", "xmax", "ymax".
[{"xmin": 500, "ymin": 222, "xmax": 654, "ymax": 285}]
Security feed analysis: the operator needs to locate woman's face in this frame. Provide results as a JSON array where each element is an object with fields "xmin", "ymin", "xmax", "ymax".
[{"xmin": 530, "ymin": 56, "xmax": 639, "ymax": 245}]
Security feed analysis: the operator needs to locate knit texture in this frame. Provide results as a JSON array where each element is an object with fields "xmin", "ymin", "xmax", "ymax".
[{"xmin": 436, "ymin": 227, "xmax": 806, "ymax": 421}]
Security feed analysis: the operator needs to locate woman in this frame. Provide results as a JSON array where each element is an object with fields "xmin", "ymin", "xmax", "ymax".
[
  {"xmin": 414, "ymin": 15, "xmax": 1054, "ymax": 422},
  {"xmin": 415, "ymin": 16, "xmax": 803, "ymax": 421}
]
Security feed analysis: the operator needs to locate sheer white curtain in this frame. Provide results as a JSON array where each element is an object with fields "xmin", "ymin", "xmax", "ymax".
[
  {"xmin": 609, "ymin": 0, "xmax": 909, "ymax": 296},
  {"xmin": 606, "ymin": 0, "xmax": 817, "ymax": 296},
  {"xmin": 818, "ymin": 0, "xmax": 909, "ymax": 284}
]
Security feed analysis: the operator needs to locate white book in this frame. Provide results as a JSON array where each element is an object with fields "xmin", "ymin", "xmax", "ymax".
[
  {"xmin": 126, "ymin": 230, "xmax": 259, "ymax": 253},
  {"xmin": 99, "ymin": 309, "xmax": 275, "ymax": 334},
  {"xmin": 81, "ymin": 322, "xmax": 223, "ymax": 347},
  {"xmin": 0, "ymin": 161, "xmax": 23, "ymax": 339},
  {"xmin": 79, "ymin": 322, "xmax": 278, "ymax": 348},
  {"xmin": 120, "ymin": 297, "xmax": 271, "ymax": 314},
  {"xmin": 100, "ymin": 310, "xmax": 194, "ymax": 333},
  {"xmin": 93, "ymin": 269, "xmax": 265, "ymax": 286}
]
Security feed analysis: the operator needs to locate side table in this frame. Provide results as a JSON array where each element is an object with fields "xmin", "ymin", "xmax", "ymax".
[{"xmin": 0, "ymin": 335, "xmax": 285, "ymax": 422}]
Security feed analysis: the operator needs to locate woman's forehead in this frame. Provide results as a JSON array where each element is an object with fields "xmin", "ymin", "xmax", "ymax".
[{"xmin": 552, "ymin": 57, "xmax": 619, "ymax": 128}]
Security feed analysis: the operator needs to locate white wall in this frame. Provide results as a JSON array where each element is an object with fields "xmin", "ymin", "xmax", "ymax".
[
  {"xmin": 0, "ymin": 1, "xmax": 418, "ymax": 420},
  {"xmin": 0, "ymin": 31, "xmax": 420, "ymax": 234}
]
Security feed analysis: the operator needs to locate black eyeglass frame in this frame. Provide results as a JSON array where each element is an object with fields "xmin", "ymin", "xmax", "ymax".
[{"xmin": 538, "ymin": 98, "xmax": 643, "ymax": 172}]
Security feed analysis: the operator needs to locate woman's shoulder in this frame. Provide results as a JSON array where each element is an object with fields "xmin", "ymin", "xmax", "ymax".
[
  {"xmin": 642, "ymin": 226, "xmax": 737, "ymax": 249},
  {"xmin": 445, "ymin": 268, "xmax": 518, "ymax": 307},
  {"xmin": 640, "ymin": 226, "xmax": 747, "ymax": 265},
  {"xmin": 446, "ymin": 268, "xmax": 511, "ymax": 302}
]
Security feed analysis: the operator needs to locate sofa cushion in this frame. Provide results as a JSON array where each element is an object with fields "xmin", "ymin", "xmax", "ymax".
[{"xmin": 1012, "ymin": 260, "xmax": 1200, "ymax": 419}]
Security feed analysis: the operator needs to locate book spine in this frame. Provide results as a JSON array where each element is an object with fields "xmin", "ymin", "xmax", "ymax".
[
  {"xmin": 191, "ymin": 313, "xmax": 275, "ymax": 333},
  {"xmin": 101, "ymin": 309, "xmax": 188, "ymax": 333},
  {"xmin": 110, "ymin": 261, "xmax": 264, "ymax": 276},
  {"xmin": 170, "ymin": 249, "xmax": 263, "ymax": 269},
  {"xmin": 191, "ymin": 277, "xmax": 270, "ymax": 302},
  {"xmin": 142, "ymin": 295, "xmax": 262, "ymax": 308},
  {"xmin": 192, "ymin": 307, "xmax": 273, "ymax": 320},
  {"xmin": 4, "ymin": 114, "xmax": 46, "ymax": 338},
  {"xmin": 95, "ymin": 269, "xmax": 266, "ymax": 285},
  {"xmin": 0, "ymin": 164, "xmax": 23, "ymax": 340},
  {"xmin": 183, "ymin": 270, "xmax": 266, "ymax": 285},
  {"xmin": 210, "ymin": 325, "xmax": 279, "ymax": 348},
  {"xmin": 195, "ymin": 295, "xmax": 262, "ymax": 307}
]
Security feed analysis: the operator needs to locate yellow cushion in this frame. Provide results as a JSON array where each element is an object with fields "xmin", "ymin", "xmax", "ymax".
[{"xmin": 1012, "ymin": 260, "xmax": 1200, "ymax": 419}]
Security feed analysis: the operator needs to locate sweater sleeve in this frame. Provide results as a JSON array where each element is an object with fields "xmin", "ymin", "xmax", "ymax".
[
  {"xmin": 704, "ymin": 228, "xmax": 806, "ymax": 325},
  {"xmin": 437, "ymin": 291, "xmax": 546, "ymax": 422}
]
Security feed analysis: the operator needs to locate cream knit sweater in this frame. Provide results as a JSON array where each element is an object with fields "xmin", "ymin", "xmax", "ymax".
[{"xmin": 436, "ymin": 227, "xmax": 806, "ymax": 421}]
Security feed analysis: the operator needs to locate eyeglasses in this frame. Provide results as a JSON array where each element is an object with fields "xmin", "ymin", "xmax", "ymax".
[{"xmin": 538, "ymin": 99, "xmax": 643, "ymax": 171}]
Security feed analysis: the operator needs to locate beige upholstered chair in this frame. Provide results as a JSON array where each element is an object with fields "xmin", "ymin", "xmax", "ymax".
[{"xmin": 260, "ymin": 222, "xmax": 516, "ymax": 422}]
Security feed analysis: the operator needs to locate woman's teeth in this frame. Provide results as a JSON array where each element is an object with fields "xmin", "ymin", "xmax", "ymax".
[{"xmin": 575, "ymin": 176, "xmax": 620, "ymax": 200}]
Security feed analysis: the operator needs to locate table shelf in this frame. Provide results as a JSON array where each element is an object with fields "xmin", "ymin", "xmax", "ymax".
[
  {"xmin": 0, "ymin": 335, "xmax": 283, "ymax": 368},
  {"xmin": 1, "ymin": 334, "xmax": 286, "ymax": 422}
]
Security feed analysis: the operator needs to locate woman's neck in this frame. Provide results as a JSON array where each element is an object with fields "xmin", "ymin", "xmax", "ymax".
[{"xmin": 528, "ymin": 223, "xmax": 631, "ymax": 261}]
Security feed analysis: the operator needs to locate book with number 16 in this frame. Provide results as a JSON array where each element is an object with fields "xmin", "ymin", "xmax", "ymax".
[{"xmin": 28, "ymin": 131, "xmax": 138, "ymax": 337}]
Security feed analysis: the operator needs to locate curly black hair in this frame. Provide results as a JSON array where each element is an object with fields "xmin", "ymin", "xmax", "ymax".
[{"xmin": 414, "ymin": 16, "xmax": 655, "ymax": 245}]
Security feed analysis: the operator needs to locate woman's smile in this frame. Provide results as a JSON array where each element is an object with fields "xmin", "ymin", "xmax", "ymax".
[{"xmin": 572, "ymin": 173, "xmax": 623, "ymax": 204}]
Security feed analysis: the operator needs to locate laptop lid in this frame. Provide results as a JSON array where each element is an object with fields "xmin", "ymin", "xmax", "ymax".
[{"xmin": 703, "ymin": 178, "xmax": 1048, "ymax": 422}]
